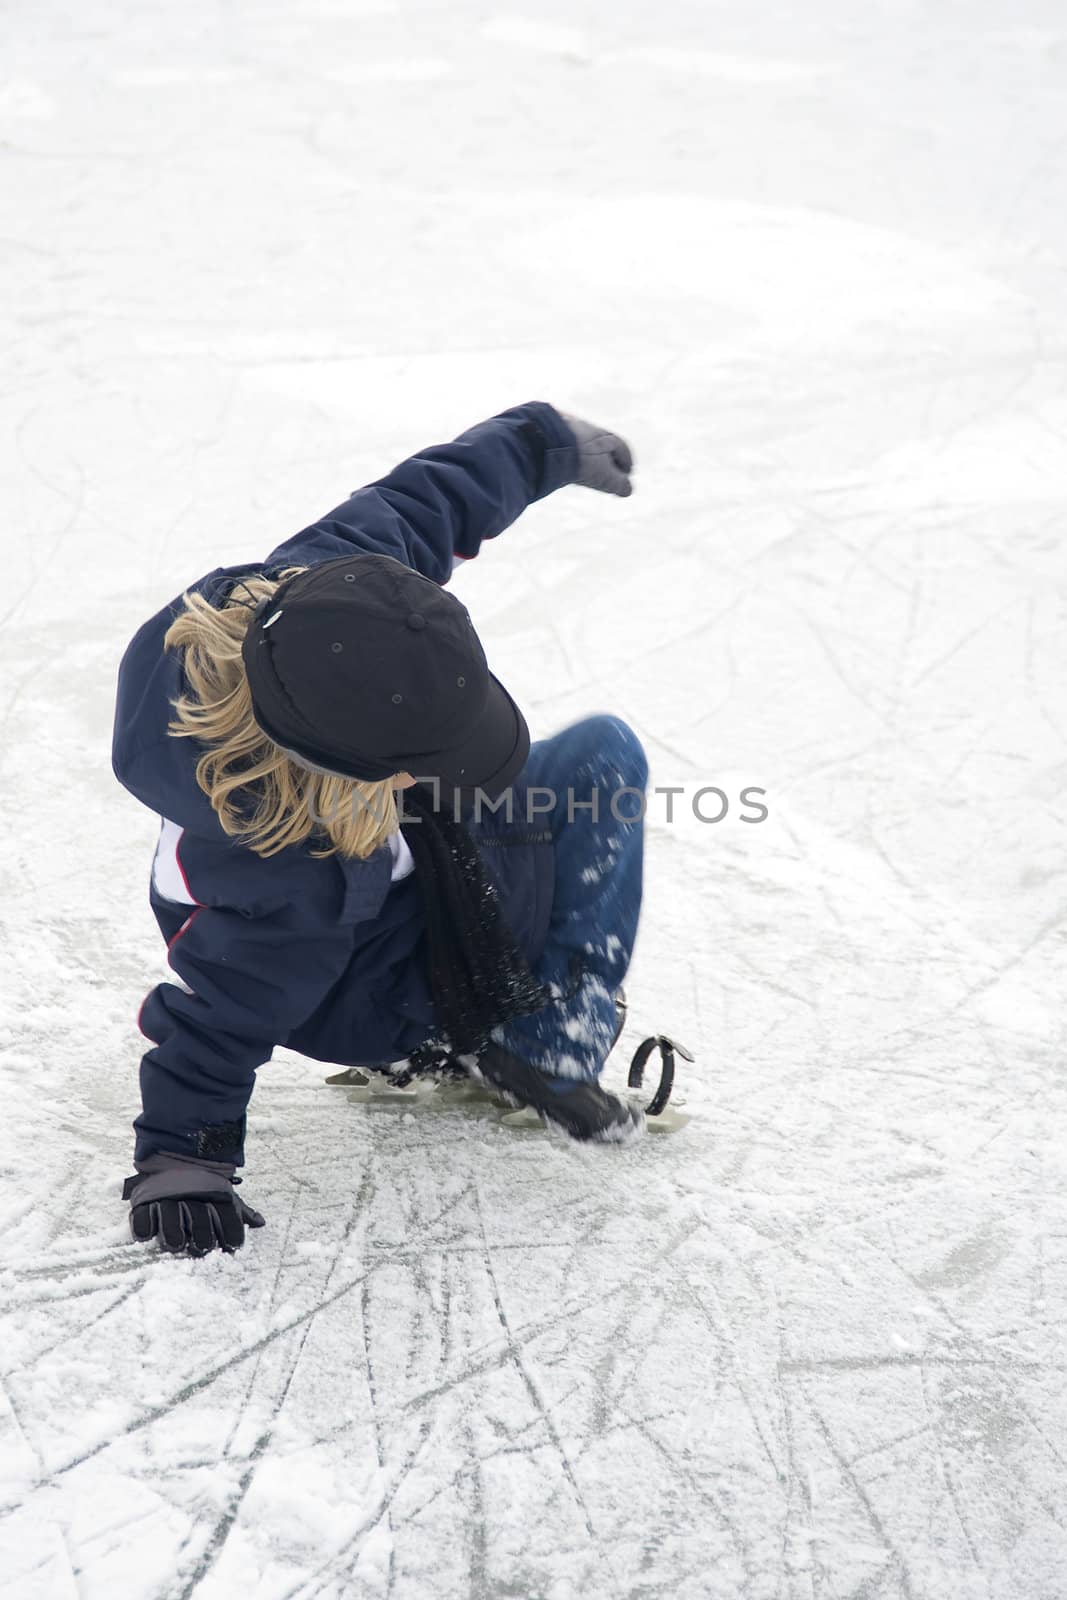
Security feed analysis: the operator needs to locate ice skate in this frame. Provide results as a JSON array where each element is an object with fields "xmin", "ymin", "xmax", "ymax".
[{"xmin": 462, "ymin": 1040, "xmax": 646, "ymax": 1144}]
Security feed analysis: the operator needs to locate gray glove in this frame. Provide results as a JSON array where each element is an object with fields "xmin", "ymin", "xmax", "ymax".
[
  {"xmin": 560, "ymin": 413, "xmax": 634, "ymax": 498},
  {"xmin": 123, "ymin": 1152, "xmax": 265, "ymax": 1257}
]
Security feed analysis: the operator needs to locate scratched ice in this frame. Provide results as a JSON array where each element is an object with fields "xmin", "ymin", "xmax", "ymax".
[{"xmin": 1, "ymin": 2, "xmax": 1066, "ymax": 1597}]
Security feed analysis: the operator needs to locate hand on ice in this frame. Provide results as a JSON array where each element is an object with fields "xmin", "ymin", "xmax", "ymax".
[
  {"xmin": 560, "ymin": 413, "xmax": 634, "ymax": 498},
  {"xmin": 123, "ymin": 1157, "xmax": 266, "ymax": 1257}
]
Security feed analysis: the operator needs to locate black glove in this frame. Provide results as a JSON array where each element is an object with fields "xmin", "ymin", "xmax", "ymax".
[
  {"xmin": 123, "ymin": 1153, "xmax": 266, "ymax": 1257},
  {"xmin": 560, "ymin": 412, "xmax": 634, "ymax": 498}
]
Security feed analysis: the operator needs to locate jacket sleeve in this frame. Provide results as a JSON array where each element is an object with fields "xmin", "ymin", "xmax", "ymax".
[
  {"xmin": 134, "ymin": 896, "xmax": 359, "ymax": 1167},
  {"xmin": 263, "ymin": 401, "xmax": 578, "ymax": 583}
]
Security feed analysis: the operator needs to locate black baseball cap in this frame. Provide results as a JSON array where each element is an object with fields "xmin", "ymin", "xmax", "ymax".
[{"xmin": 239, "ymin": 553, "xmax": 530, "ymax": 797}]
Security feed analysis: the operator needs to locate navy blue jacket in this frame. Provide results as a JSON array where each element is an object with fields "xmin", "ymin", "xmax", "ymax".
[{"xmin": 113, "ymin": 402, "xmax": 578, "ymax": 1166}]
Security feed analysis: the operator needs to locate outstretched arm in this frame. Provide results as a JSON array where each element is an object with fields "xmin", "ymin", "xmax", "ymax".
[
  {"xmin": 263, "ymin": 401, "xmax": 632, "ymax": 582},
  {"xmin": 134, "ymin": 894, "xmax": 359, "ymax": 1169}
]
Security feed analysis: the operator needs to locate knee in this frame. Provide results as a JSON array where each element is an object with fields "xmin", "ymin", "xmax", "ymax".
[{"xmin": 566, "ymin": 714, "xmax": 648, "ymax": 793}]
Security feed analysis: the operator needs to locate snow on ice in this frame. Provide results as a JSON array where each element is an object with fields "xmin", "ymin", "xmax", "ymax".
[{"xmin": 2, "ymin": 1, "xmax": 1066, "ymax": 1597}]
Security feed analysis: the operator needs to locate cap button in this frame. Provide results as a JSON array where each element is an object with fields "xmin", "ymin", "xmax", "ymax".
[{"xmin": 406, "ymin": 612, "xmax": 427, "ymax": 631}]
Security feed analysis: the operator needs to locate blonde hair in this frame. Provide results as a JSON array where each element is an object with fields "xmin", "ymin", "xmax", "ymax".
[{"xmin": 163, "ymin": 567, "xmax": 399, "ymax": 860}]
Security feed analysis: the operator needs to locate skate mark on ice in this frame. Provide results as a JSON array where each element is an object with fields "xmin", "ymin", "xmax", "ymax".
[
  {"xmin": 460, "ymin": 1413, "xmax": 490, "ymax": 1600},
  {"xmin": 777, "ymin": 1345, "xmax": 822, "ymax": 1594},
  {"xmin": 358, "ymin": 1270, "xmax": 397, "ymax": 1600},
  {"xmin": 414, "ymin": 1176, "xmax": 479, "ymax": 1241},
  {"xmin": 627, "ymin": 1411, "xmax": 752, "ymax": 1581},
  {"xmin": 844, "ymin": 1421, "xmax": 933, "ymax": 1468},
  {"xmin": 676, "ymin": 1274, "xmax": 785, "ymax": 1485},
  {"xmin": 470, "ymin": 1179, "xmax": 623, "ymax": 1597},
  {"xmin": 171, "ymin": 1320, "xmax": 317, "ymax": 1600},
  {"xmin": 0, "ymin": 1368, "xmax": 46, "ymax": 1480},
  {"xmin": 2, "ymin": 1276, "xmax": 145, "ymax": 1379},
  {"xmin": 575, "ymin": 1218, "xmax": 698, "ymax": 1459},
  {"xmin": 1, "ymin": 1246, "xmax": 146, "ymax": 1290},
  {"xmin": 781, "ymin": 1353, "xmax": 1063, "ymax": 1374},
  {"xmin": 265, "ymin": 1171, "xmax": 445, "ymax": 1600},
  {"xmin": 169, "ymin": 1188, "xmax": 314, "ymax": 1596},
  {"xmin": 269, "ymin": 1415, "xmax": 438, "ymax": 1600},
  {"xmin": 215, "ymin": 1183, "xmax": 305, "ymax": 1461},
  {"xmin": 801, "ymin": 1390, "xmax": 912, "ymax": 1598},
  {"xmin": 918, "ymin": 1359, "xmax": 984, "ymax": 1574},
  {"xmin": 395, "ymin": 1269, "xmax": 651, "ymax": 1424},
  {"xmin": 0, "ymin": 1263, "xmax": 377, "ymax": 1514},
  {"xmin": 951, "ymin": 906, "xmax": 1065, "ymax": 1009}
]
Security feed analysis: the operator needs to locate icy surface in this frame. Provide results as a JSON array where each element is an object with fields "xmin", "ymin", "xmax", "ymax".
[{"xmin": 2, "ymin": 1, "xmax": 1067, "ymax": 1595}]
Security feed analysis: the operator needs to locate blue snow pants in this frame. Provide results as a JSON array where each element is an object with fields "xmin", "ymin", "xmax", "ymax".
[{"xmin": 490, "ymin": 713, "xmax": 647, "ymax": 1081}]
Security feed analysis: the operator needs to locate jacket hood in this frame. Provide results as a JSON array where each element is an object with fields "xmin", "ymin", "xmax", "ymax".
[{"xmin": 112, "ymin": 565, "xmax": 256, "ymax": 836}]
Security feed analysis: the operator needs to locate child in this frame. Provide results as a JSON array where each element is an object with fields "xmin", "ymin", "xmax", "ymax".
[{"xmin": 113, "ymin": 402, "xmax": 649, "ymax": 1257}]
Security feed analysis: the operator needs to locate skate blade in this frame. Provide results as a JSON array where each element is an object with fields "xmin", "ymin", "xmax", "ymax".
[
  {"xmin": 326, "ymin": 1072, "xmax": 691, "ymax": 1133},
  {"xmin": 499, "ymin": 1106, "xmax": 546, "ymax": 1131},
  {"xmin": 638, "ymin": 1100, "xmax": 692, "ymax": 1134},
  {"xmin": 338, "ymin": 1076, "xmax": 503, "ymax": 1114}
]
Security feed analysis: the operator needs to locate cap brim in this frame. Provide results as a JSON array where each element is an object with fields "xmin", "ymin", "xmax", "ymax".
[{"xmin": 413, "ymin": 673, "xmax": 530, "ymax": 800}]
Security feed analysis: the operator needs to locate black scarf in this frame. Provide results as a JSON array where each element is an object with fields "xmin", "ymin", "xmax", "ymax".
[{"xmin": 399, "ymin": 785, "xmax": 548, "ymax": 1056}]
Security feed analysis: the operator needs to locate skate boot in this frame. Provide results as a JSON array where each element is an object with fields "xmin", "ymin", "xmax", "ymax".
[
  {"xmin": 465, "ymin": 1040, "xmax": 645, "ymax": 1144},
  {"xmin": 383, "ymin": 987, "xmax": 628, "ymax": 1090},
  {"xmin": 611, "ymin": 984, "xmax": 627, "ymax": 1051}
]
